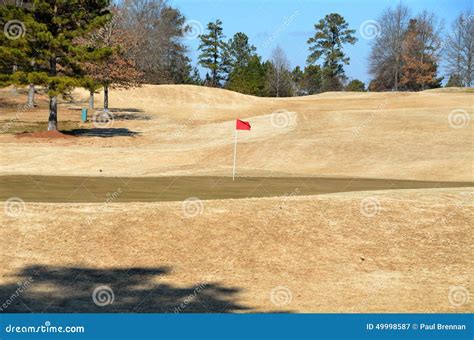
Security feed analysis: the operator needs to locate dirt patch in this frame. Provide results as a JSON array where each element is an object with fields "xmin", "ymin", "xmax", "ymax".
[{"xmin": 15, "ymin": 130, "xmax": 75, "ymax": 139}]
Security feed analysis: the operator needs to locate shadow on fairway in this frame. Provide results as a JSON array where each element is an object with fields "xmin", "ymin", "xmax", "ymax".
[
  {"xmin": 113, "ymin": 113, "xmax": 153, "ymax": 121},
  {"xmin": 107, "ymin": 108, "xmax": 144, "ymax": 113},
  {"xmin": 0, "ymin": 265, "xmax": 252, "ymax": 313},
  {"xmin": 63, "ymin": 128, "xmax": 139, "ymax": 138}
]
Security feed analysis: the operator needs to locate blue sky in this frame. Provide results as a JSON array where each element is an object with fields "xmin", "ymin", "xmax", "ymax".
[{"xmin": 169, "ymin": 0, "xmax": 472, "ymax": 84}]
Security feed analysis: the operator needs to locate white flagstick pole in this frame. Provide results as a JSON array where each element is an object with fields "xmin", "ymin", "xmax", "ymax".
[{"xmin": 232, "ymin": 128, "xmax": 237, "ymax": 181}]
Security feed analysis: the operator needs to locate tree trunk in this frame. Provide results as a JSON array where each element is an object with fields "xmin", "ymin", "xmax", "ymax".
[
  {"xmin": 104, "ymin": 85, "xmax": 109, "ymax": 111},
  {"xmin": 48, "ymin": 96, "xmax": 58, "ymax": 131},
  {"xmin": 89, "ymin": 91, "xmax": 94, "ymax": 110},
  {"xmin": 48, "ymin": 56, "xmax": 58, "ymax": 131},
  {"xmin": 27, "ymin": 83, "xmax": 35, "ymax": 107}
]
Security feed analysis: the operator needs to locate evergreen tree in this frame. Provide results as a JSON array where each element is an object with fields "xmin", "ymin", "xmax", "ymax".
[
  {"xmin": 291, "ymin": 66, "xmax": 304, "ymax": 95},
  {"xmin": 445, "ymin": 74, "xmax": 464, "ymax": 87},
  {"xmin": 301, "ymin": 65, "xmax": 322, "ymax": 94},
  {"xmin": 307, "ymin": 13, "xmax": 357, "ymax": 91},
  {"xmin": 227, "ymin": 55, "xmax": 267, "ymax": 96},
  {"xmin": 198, "ymin": 20, "xmax": 229, "ymax": 87},
  {"xmin": 1, "ymin": 0, "xmax": 112, "ymax": 131},
  {"xmin": 345, "ymin": 79, "xmax": 366, "ymax": 92},
  {"xmin": 0, "ymin": 4, "xmax": 47, "ymax": 106},
  {"xmin": 187, "ymin": 67, "xmax": 202, "ymax": 85},
  {"xmin": 227, "ymin": 32, "xmax": 256, "ymax": 70}
]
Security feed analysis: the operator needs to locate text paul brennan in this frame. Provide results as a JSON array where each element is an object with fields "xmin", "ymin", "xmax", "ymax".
[{"xmin": 420, "ymin": 323, "xmax": 466, "ymax": 331}]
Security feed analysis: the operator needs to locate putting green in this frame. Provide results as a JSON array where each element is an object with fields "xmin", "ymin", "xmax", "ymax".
[{"xmin": 1, "ymin": 176, "xmax": 472, "ymax": 203}]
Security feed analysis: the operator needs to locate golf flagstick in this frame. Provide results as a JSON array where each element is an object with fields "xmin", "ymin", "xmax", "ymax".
[
  {"xmin": 232, "ymin": 129, "xmax": 237, "ymax": 181},
  {"xmin": 233, "ymin": 119, "xmax": 251, "ymax": 180}
]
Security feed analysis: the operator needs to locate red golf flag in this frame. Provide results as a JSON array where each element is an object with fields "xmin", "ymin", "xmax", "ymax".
[{"xmin": 236, "ymin": 119, "xmax": 251, "ymax": 130}]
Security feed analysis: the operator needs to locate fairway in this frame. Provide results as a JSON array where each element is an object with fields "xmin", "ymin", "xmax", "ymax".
[{"xmin": 2, "ymin": 175, "xmax": 473, "ymax": 202}]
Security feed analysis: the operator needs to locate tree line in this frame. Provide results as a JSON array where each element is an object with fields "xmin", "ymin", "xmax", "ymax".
[{"xmin": 0, "ymin": 1, "xmax": 472, "ymax": 130}]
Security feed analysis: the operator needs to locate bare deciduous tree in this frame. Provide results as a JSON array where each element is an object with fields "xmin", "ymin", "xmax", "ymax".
[
  {"xmin": 369, "ymin": 3, "xmax": 410, "ymax": 91},
  {"xmin": 266, "ymin": 45, "xmax": 293, "ymax": 97},
  {"xmin": 119, "ymin": 0, "xmax": 192, "ymax": 84},
  {"xmin": 444, "ymin": 9, "xmax": 474, "ymax": 87}
]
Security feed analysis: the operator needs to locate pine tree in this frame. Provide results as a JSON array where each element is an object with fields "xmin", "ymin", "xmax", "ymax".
[
  {"xmin": 291, "ymin": 66, "xmax": 303, "ymax": 95},
  {"xmin": 445, "ymin": 74, "xmax": 464, "ymax": 87},
  {"xmin": 1, "ymin": 1, "xmax": 112, "ymax": 131},
  {"xmin": 187, "ymin": 67, "xmax": 202, "ymax": 85},
  {"xmin": 307, "ymin": 13, "xmax": 357, "ymax": 91},
  {"xmin": 227, "ymin": 55, "xmax": 267, "ymax": 96},
  {"xmin": 345, "ymin": 79, "xmax": 366, "ymax": 92},
  {"xmin": 198, "ymin": 20, "xmax": 229, "ymax": 87},
  {"xmin": 0, "ymin": 4, "xmax": 47, "ymax": 107},
  {"xmin": 227, "ymin": 32, "xmax": 256, "ymax": 70},
  {"xmin": 301, "ymin": 65, "xmax": 322, "ymax": 95}
]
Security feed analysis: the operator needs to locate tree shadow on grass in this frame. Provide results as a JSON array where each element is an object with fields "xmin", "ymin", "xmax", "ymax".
[
  {"xmin": 0, "ymin": 265, "xmax": 252, "ymax": 313},
  {"xmin": 63, "ymin": 128, "xmax": 139, "ymax": 138}
]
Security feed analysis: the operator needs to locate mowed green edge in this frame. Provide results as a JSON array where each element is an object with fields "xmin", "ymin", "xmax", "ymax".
[{"xmin": 1, "ymin": 176, "xmax": 472, "ymax": 203}]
